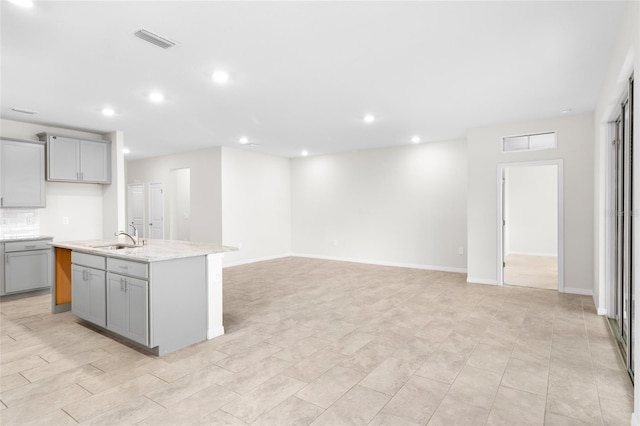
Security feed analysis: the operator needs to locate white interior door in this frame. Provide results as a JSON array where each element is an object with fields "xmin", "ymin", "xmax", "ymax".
[
  {"xmin": 148, "ymin": 182, "xmax": 164, "ymax": 239},
  {"xmin": 127, "ymin": 184, "xmax": 145, "ymax": 238}
]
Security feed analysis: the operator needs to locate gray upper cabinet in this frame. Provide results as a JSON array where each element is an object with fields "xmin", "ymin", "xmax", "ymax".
[
  {"xmin": 0, "ymin": 138, "xmax": 46, "ymax": 208},
  {"xmin": 38, "ymin": 133, "xmax": 111, "ymax": 184}
]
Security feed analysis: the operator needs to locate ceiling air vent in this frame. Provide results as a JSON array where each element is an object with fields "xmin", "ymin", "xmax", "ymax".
[
  {"xmin": 134, "ymin": 28, "xmax": 177, "ymax": 49},
  {"xmin": 11, "ymin": 107, "xmax": 38, "ymax": 115}
]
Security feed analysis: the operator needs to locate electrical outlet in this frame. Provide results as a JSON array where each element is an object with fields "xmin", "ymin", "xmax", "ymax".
[
  {"xmin": 458, "ymin": 247, "xmax": 464, "ymax": 255},
  {"xmin": 332, "ymin": 240, "xmax": 339, "ymax": 247},
  {"xmin": 62, "ymin": 216, "xmax": 69, "ymax": 225}
]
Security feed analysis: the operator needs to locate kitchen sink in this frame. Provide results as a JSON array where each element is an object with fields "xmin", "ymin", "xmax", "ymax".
[{"xmin": 93, "ymin": 243, "xmax": 140, "ymax": 250}]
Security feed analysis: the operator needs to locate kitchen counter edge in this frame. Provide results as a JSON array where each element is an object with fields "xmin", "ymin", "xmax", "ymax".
[{"xmin": 51, "ymin": 240, "xmax": 237, "ymax": 263}]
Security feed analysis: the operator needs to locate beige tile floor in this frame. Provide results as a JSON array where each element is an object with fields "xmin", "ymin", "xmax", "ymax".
[
  {"xmin": 504, "ymin": 254, "xmax": 558, "ymax": 290},
  {"xmin": 0, "ymin": 256, "xmax": 633, "ymax": 425}
]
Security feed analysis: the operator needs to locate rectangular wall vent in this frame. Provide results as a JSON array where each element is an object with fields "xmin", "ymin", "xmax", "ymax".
[
  {"xmin": 134, "ymin": 28, "xmax": 177, "ymax": 49},
  {"xmin": 503, "ymin": 132, "xmax": 556, "ymax": 153}
]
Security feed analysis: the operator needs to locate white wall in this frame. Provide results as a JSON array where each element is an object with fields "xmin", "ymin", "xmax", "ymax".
[
  {"xmin": 291, "ymin": 140, "xmax": 467, "ymax": 272},
  {"xmin": 169, "ymin": 168, "xmax": 191, "ymax": 241},
  {"xmin": 0, "ymin": 119, "xmax": 106, "ymax": 241},
  {"xmin": 126, "ymin": 147, "xmax": 223, "ymax": 244},
  {"xmin": 505, "ymin": 165, "xmax": 558, "ymax": 256},
  {"xmin": 221, "ymin": 147, "xmax": 291, "ymax": 266},
  {"xmin": 467, "ymin": 113, "xmax": 593, "ymax": 293},
  {"xmin": 102, "ymin": 130, "xmax": 126, "ymax": 239}
]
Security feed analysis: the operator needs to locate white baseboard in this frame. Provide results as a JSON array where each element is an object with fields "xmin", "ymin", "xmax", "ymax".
[
  {"xmin": 597, "ymin": 307, "xmax": 607, "ymax": 316},
  {"xmin": 467, "ymin": 277, "xmax": 498, "ymax": 285},
  {"xmin": 563, "ymin": 287, "xmax": 593, "ymax": 296},
  {"xmin": 223, "ymin": 253, "xmax": 294, "ymax": 268},
  {"xmin": 207, "ymin": 326, "xmax": 225, "ymax": 340},
  {"xmin": 505, "ymin": 251, "xmax": 558, "ymax": 258},
  {"xmin": 292, "ymin": 253, "xmax": 467, "ymax": 274}
]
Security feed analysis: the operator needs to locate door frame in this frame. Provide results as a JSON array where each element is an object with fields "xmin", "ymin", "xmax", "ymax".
[{"xmin": 496, "ymin": 159, "xmax": 564, "ymax": 291}]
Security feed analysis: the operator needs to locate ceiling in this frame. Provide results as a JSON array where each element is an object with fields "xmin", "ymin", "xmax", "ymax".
[{"xmin": 1, "ymin": 1, "xmax": 626, "ymax": 160}]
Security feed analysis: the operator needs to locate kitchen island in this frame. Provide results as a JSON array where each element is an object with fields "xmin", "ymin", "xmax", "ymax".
[{"xmin": 52, "ymin": 239, "xmax": 236, "ymax": 356}]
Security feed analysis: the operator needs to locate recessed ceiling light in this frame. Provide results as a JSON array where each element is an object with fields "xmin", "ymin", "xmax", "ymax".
[
  {"xmin": 411, "ymin": 136, "xmax": 421, "ymax": 144},
  {"xmin": 239, "ymin": 136, "xmax": 249, "ymax": 145},
  {"xmin": 149, "ymin": 92, "xmax": 164, "ymax": 102},
  {"xmin": 561, "ymin": 108, "xmax": 572, "ymax": 114},
  {"xmin": 212, "ymin": 70, "xmax": 230, "ymax": 85},
  {"xmin": 301, "ymin": 150, "xmax": 309, "ymax": 157},
  {"xmin": 102, "ymin": 107, "xmax": 115, "ymax": 117},
  {"xmin": 8, "ymin": 0, "xmax": 33, "ymax": 8},
  {"xmin": 123, "ymin": 147, "xmax": 131, "ymax": 155},
  {"xmin": 363, "ymin": 114, "xmax": 375, "ymax": 124}
]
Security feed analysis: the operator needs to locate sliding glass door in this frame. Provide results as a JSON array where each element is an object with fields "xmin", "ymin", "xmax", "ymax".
[{"xmin": 611, "ymin": 74, "xmax": 634, "ymax": 379}]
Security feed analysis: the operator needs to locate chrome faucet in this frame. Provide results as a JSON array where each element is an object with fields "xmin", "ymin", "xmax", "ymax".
[
  {"xmin": 114, "ymin": 225, "xmax": 138, "ymax": 245},
  {"xmin": 129, "ymin": 223, "xmax": 138, "ymax": 239}
]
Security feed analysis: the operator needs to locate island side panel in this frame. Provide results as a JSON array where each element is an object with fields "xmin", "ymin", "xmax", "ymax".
[
  {"xmin": 206, "ymin": 253, "xmax": 224, "ymax": 339},
  {"xmin": 149, "ymin": 256, "xmax": 207, "ymax": 355},
  {"xmin": 53, "ymin": 247, "xmax": 72, "ymax": 313}
]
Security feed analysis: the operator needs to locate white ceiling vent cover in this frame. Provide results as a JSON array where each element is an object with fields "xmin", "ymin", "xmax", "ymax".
[
  {"xmin": 134, "ymin": 28, "xmax": 177, "ymax": 49},
  {"xmin": 11, "ymin": 107, "xmax": 38, "ymax": 114}
]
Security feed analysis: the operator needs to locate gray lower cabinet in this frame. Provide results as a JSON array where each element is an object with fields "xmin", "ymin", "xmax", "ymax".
[
  {"xmin": 106, "ymin": 272, "xmax": 149, "ymax": 346},
  {"xmin": 71, "ymin": 265, "xmax": 106, "ymax": 327},
  {"xmin": 3, "ymin": 239, "xmax": 53, "ymax": 295},
  {"xmin": 0, "ymin": 244, "xmax": 4, "ymax": 296},
  {"xmin": 5, "ymin": 251, "xmax": 51, "ymax": 293},
  {"xmin": 68, "ymin": 250, "xmax": 206, "ymax": 355}
]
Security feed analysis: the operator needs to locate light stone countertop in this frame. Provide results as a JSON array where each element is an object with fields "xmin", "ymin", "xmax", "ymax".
[
  {"xmin": 0, "ymin": 235, "xmax": 54, "ymax": 243},
  {"xmin": 52, "ymin": 239, "xmax": 237, "ymax": 262}
]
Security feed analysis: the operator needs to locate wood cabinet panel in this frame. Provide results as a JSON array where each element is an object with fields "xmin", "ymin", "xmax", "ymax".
[{"xmin": 55, "ymin": 248, "xmax": 72, "ymax": 305}]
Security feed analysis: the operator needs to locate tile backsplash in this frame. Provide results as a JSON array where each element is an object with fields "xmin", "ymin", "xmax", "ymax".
[{"xmin": 0, "ymin": 209, "xmax": 40, "ymax": 238}]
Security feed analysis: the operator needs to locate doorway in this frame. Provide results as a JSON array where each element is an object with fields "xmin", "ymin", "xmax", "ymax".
[
  {"xmin": 498, "ymin": 160, "xmax": 564, "ymax": 291},
  {"xmin": 126, "ymin": 183, "xmax": 145, "ymax": 239},
  {"xmin": 148, "ymin": 182, "xmax": 164, "ymax": 239}
]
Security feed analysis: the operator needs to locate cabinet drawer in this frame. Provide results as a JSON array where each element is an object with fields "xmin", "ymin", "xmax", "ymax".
[
  {"xmin": 107, "ymin": 258, "xmax": 148, "ymax": 279},
  {"xmin": 5, "ymin": 240, "xmax": 51, "ymax": 252},
  {"xmin": 72, "ymin": 252, "xmax": 106, "ymax": 270}
]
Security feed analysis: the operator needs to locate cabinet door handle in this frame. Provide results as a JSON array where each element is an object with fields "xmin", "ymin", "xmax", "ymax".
[
  {"xmin": 24, "ymin": 245, "xmax": 36, "ymax": 249},
  {"xmin": 1, "ymin": 197, "xmax": 3, "ymax": 206},
  {"xmin": 120, "ymin": 277, "xmax": 124, "ymax": 291},
  {"xmin": 124, "ymin": 279, "xmax": 128, "ymax": 292}
]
